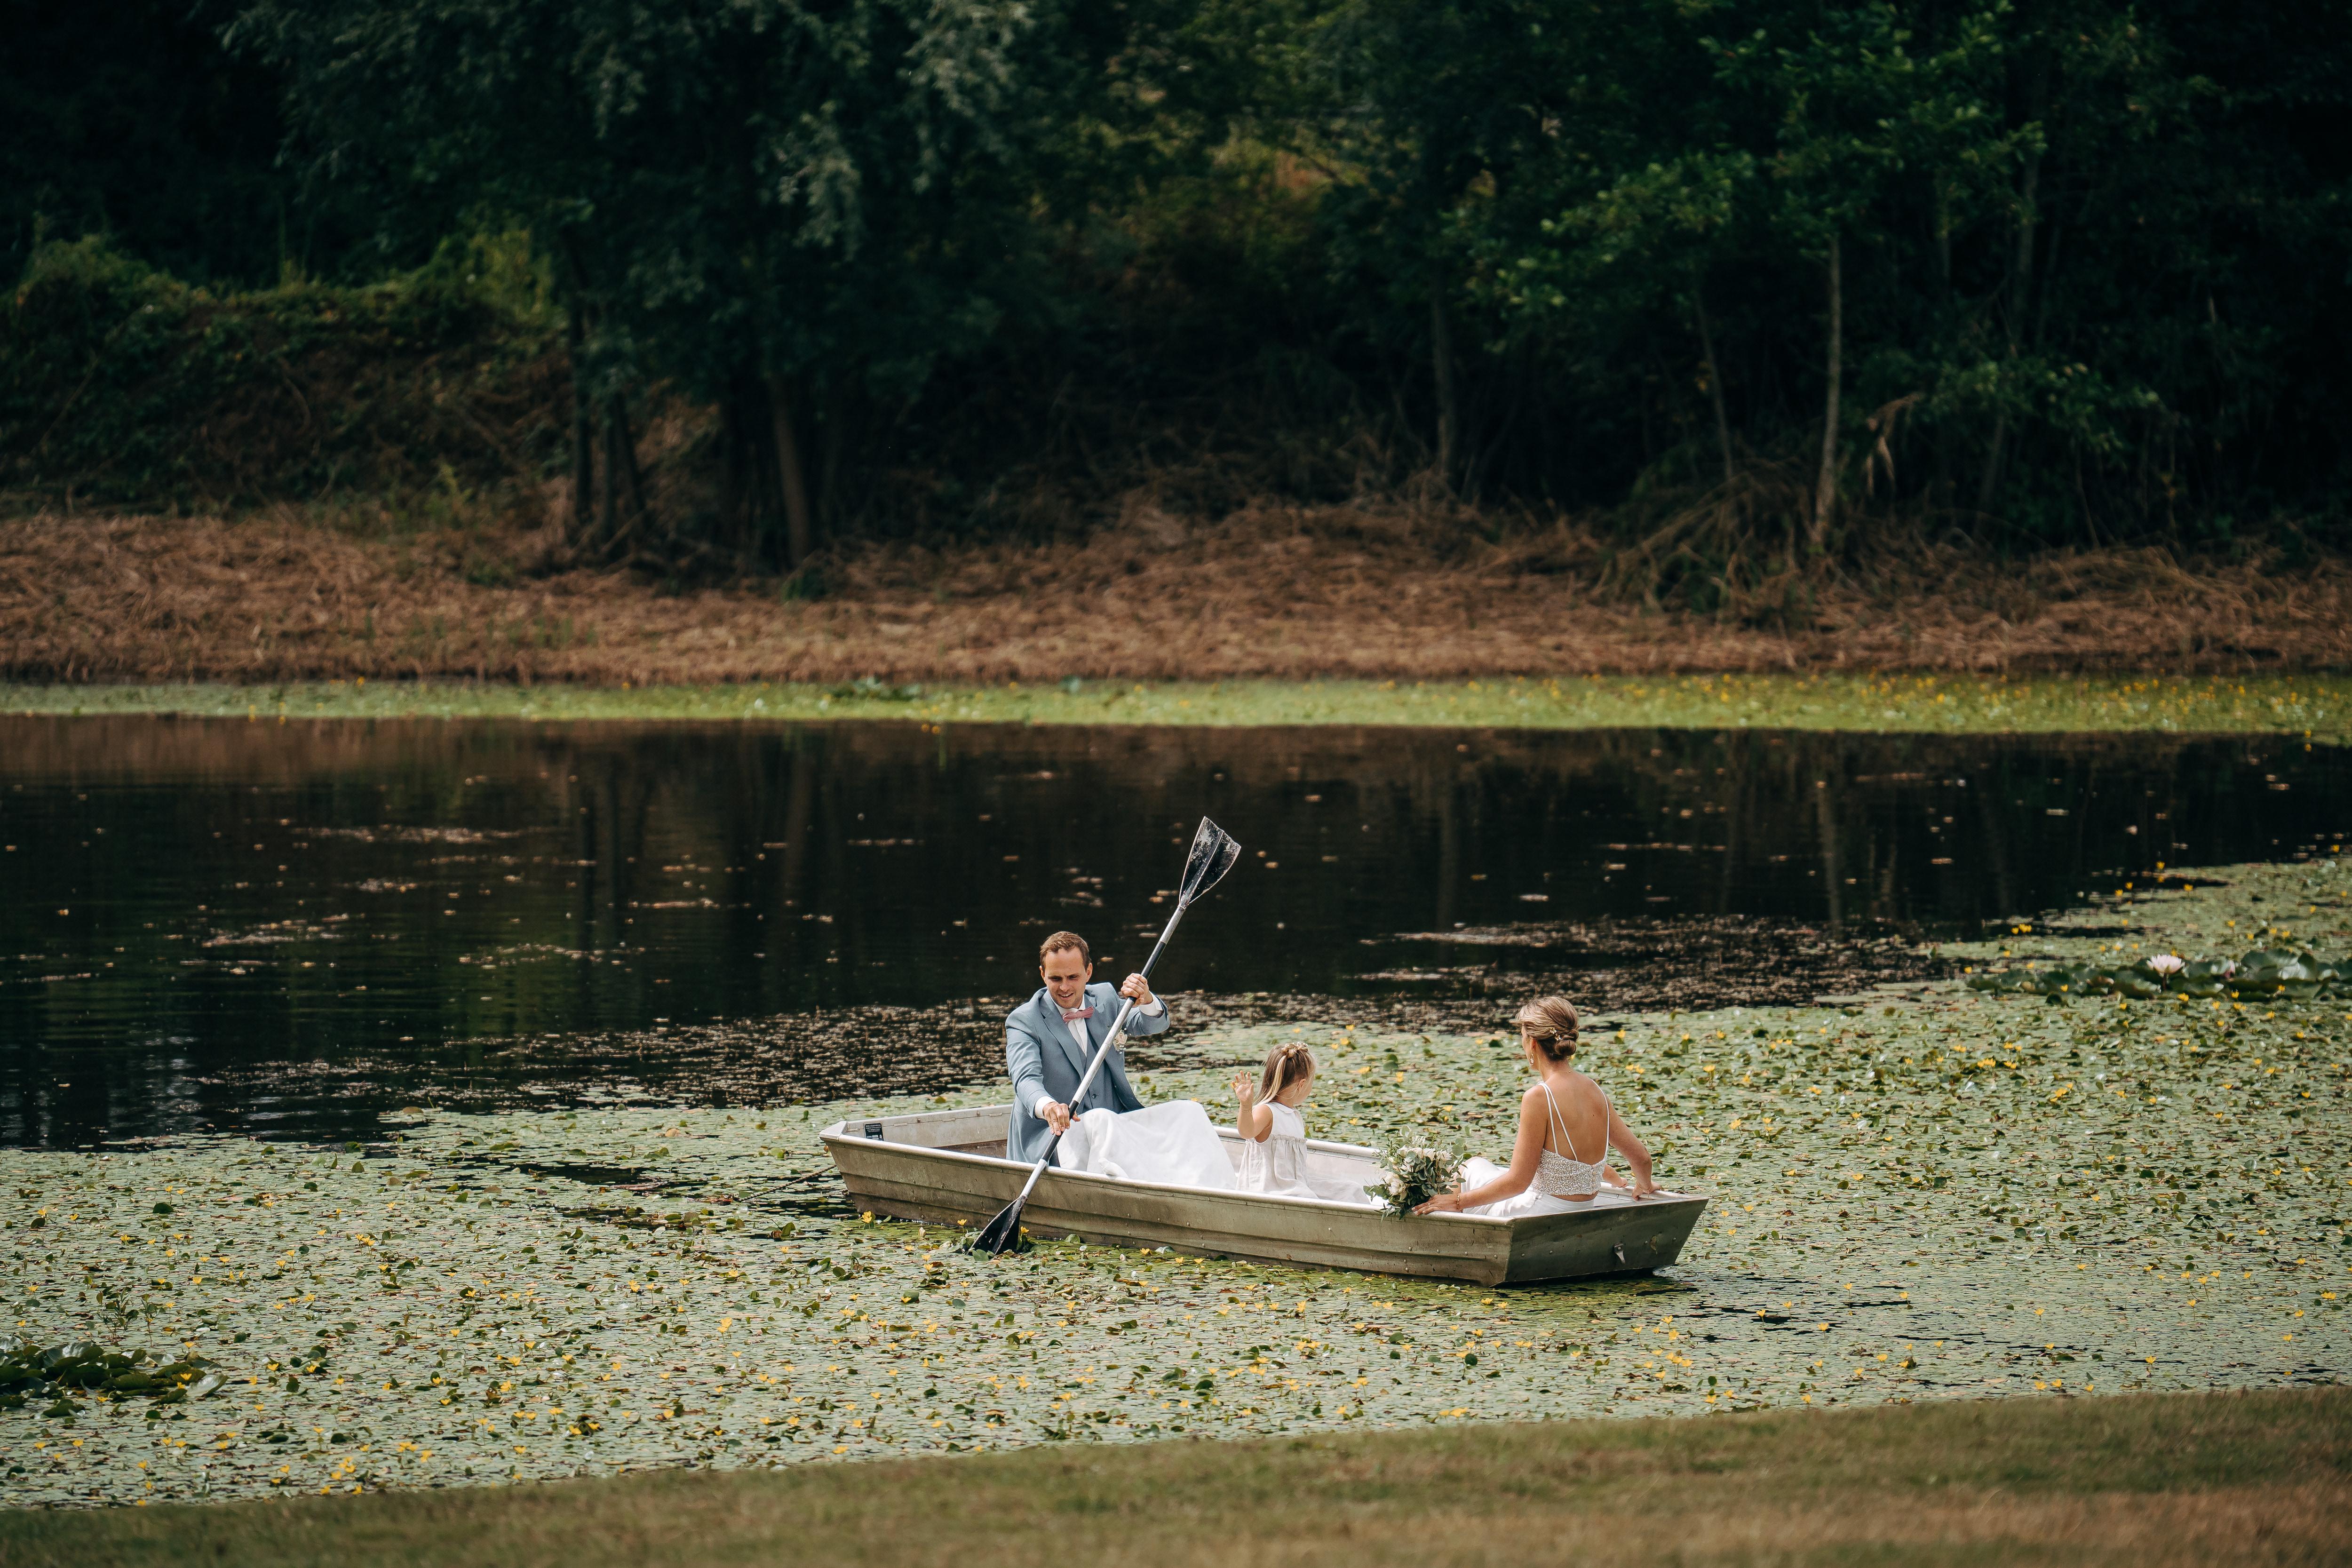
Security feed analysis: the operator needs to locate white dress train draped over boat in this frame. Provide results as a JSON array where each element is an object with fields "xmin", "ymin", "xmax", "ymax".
[{"xmin": 1057, "ymin": 1101, "xmax": 1237, "ymax": 1191}]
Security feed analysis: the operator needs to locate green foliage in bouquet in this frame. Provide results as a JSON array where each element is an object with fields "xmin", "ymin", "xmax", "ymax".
[
  {"xmin": 1965, "ymin": 949, "xmax": 2350, "ymax": 1004},
  {"xmin": 1369, "ymin": 1140, "xmax": 1464, "ymax": 1218}
]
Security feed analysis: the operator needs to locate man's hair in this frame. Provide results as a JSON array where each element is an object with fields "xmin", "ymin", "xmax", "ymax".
[{"xmin": 1038, "ymin": 931, "xmax": 1091, "ymax": 965}]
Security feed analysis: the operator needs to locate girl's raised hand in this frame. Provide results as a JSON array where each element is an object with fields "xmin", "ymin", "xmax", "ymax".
[{"xmin": 1229, "ymin": 1072, "xmax": 1255, "ymax": 1107}]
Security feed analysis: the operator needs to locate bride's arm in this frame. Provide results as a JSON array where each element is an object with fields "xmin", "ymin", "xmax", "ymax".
[
  {"xmin": 1415, "ymin": 1091, "xmax": 1543, "ymax": 1213},
  {"xmin": 1606, "ymin": 1103, "xmax": 1659, "ymax": 1197}
]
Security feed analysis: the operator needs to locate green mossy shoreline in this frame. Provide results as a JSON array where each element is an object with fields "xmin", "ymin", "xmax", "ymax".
[
  {"xmin": 3, "ymin": 857, "xmax": 2346, "ymax": 1509},
  {"xmin": 5, "ymin": 672, "xmax": 2351, "ymax": 739}
]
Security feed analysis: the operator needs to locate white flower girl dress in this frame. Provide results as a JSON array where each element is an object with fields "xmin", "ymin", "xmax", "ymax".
[{"xmin": 1235, "ymin": 1101, "xmax": 1377, "ymax": 1205}]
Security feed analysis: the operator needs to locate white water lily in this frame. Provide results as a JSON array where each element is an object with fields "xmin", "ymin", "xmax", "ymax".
[{"xmin": 2148, "ymin": 954, "xmax": 2186, "ymax": 976}]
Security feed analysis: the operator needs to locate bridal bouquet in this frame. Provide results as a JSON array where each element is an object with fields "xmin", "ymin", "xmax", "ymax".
[{"xmin": 1369, "ymin": 1139, "xmax": 1463, "ymax": 1218}]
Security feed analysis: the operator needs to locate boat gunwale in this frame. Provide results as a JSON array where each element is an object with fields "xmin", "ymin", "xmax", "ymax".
[{"xmin": 818, "ymin": 1113, "xmax": 1709, "ymax": 1233}]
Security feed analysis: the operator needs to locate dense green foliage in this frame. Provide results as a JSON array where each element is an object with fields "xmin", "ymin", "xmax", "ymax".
[
  {"xmin": 0, "ymin": 237, "xmax": 562, "ymax": 513},
  {"xmin": 8, "ymin": 0, "xmax": 2350, "ymax": 566}
]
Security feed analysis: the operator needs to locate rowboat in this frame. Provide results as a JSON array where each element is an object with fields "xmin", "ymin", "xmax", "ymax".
[{"xmin": 821, "ymin": 1104, "xmax": 1709, "ymax": 1287}]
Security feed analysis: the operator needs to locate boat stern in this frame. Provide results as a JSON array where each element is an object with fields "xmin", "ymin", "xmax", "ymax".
[{"xmin": 1500, "ymin": 1194, "xmax": 1710, "ymax": 1282}]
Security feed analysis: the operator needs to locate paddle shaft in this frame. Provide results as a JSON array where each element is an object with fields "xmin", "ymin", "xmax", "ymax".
[{"xmin": 1006, "ymin": 897, "xmax": 1194, "ymax": 1209}]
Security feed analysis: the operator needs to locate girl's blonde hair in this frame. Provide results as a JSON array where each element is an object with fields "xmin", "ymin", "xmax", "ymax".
[
  {"xmin": 1514, "ymin": 995, "xmax": 1580, "ymax": 1062},
  {"xmin": 1257, "ymin": 1040, "xmax": 1315, "ymax": 1101}
]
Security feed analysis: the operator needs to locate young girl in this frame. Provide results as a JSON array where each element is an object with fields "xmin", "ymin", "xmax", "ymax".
[{"xmin": 1230, "ymin": 1042, "xmax": 1376, "ymax": 1204}]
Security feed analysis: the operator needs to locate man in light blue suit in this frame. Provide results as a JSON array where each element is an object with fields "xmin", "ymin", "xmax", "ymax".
[{"xmin": 1005, "ymin": 929, "xmax": 1168, "ymax": 1166}]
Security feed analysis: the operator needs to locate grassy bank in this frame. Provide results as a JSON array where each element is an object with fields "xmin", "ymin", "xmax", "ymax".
[
  {"xmin": 7, "ymin": 670, "xmax": 2351, "ymax": 740},
  {"xmin": 3, "ymin": 1389, "xmax": 2346, "ymax": 1567}
]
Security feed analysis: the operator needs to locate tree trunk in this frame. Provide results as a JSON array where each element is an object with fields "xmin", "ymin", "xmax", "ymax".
[
  {"xmin": 719, "ymin": 393, "xmax": 752, "ymax": 552},
  {"xmin": 1693, "ymin": 285, "xmax": 1735, "ymax": 488},
  {"xmin": 819, "ymin": 399, "xmax": 848, "ymax": 534},
  {"xmin": 1976, "ymin": 413, "xmax": 2009, "ymax": 515},
  {"xmin": 2011, "ymin": 149, "xmax": 2042, "ymax": 334},
  {"xmin": 567, "ymin": 306, "xmax": 594, "ymax": 539},
  {"xmin": 1810, "ymin": 236, "xmax": 1843, "ymax": 553},
  {"xmin": 598, "ymin": 404, "xmax": 620, "ymax": 553},
  {"xmin": 766, "ymin": 374, "xmax": 814, "ymax": 569},
  {"xmin": 1980, "ymin": 71, "xmax": 2047, "ymax": 518},
  {"xmin": 610, "ymin": 396, "xmax": 651, "ymax": 544},
  {"xmin": 1430, "ymin": 292, "xmax": 1459, "ymax": 492}
]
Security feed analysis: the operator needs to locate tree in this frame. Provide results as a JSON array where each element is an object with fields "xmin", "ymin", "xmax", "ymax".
[{"xmin": 234, "ymin": 0, "xmax": 1166, "ymax": 568}]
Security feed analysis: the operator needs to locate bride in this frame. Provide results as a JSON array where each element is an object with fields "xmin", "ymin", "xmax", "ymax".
[{"xmin": 1414, "ymin": 995, "xmax": 1660, "ymax": 1216}]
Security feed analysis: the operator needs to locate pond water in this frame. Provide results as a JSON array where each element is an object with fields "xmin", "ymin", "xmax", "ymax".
[{"xmin": 3, "ymin": 715, "xmax": 2347, "ymax": 1147}]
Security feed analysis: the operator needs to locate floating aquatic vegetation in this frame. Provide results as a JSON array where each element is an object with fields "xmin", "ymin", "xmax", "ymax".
[
  {"xmin": 2, "ymin": 857, "xmax": 2345, "ymax": 1510},
  {"xmin": 0, "ymin": 1340, "xmax": 223, "ymax": 1417},
  {"xmin": 1966, "ymin": 948, "xmax": 2349, "ymax": 1002}
]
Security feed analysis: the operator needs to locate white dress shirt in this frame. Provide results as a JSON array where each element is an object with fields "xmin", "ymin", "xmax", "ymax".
[{"xmin": 1034, "ymin": 995, "xmax": 1163, "ymax": 1117}]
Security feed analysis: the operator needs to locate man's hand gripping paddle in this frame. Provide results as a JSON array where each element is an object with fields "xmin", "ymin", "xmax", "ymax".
[{"xmin": 969, "ymin": 817, "xmax": 1242, "ymax": 1256}]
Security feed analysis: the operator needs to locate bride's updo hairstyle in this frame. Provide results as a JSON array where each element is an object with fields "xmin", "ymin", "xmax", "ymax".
[
  {"xmin": 1257, "ymin": 1041, "xmax": 1316, "ymax": 1101},
  {"xmin": 1514, "ymin": 995, "xmax": 1580, "ymax": 1062}
]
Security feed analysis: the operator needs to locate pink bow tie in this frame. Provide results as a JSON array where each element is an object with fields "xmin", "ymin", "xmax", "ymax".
[{"xmin": 1059, "ymin": 1005, "xmax": 1093, "ymax": 1021}]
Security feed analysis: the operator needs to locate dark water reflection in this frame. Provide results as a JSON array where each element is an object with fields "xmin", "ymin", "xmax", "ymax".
[{"xmin": 1, "ymin": 714, "xmax": 2345, "ymax": 1145}]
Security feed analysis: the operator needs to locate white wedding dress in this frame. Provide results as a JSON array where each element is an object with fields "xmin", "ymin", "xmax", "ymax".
[
  {"xmin": 1056, "ymin": 1100, "xmax": 1377, "ymax": 1205},
  {"xmin": 1057, "ymin": 1100, "xmax": 1237, "ymax": 1191}
]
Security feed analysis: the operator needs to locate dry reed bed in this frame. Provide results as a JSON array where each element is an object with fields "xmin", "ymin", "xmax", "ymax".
[{"xmin": 5, "ymin": 508, "xmax": 2351, "ymax": 685}]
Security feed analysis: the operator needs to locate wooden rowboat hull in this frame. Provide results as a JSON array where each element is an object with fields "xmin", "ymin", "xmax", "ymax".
[{"xmin": 821, "ymin": 1104, "xmax": 1708, "ymax": 1287}]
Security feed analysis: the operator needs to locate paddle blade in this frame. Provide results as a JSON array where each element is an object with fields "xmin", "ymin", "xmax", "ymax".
[
  {"xmin": 1177, "ymin": 817, "xmax": 1242, "ymax": 904},
  {"xmin": 969, "ymin": 1196, "xmax": 1030, "ymax": 1256}
]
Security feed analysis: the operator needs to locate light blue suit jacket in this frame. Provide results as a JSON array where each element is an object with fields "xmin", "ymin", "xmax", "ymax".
[{"xmin": 1004, "ymin": 981, "xmax": 1168, "ymax": 1166}]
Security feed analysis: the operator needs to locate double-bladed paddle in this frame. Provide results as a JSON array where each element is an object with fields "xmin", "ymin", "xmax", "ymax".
[{"xmin": 969, "ymin": 816, "xmax": 1242, "ymax": 1256}]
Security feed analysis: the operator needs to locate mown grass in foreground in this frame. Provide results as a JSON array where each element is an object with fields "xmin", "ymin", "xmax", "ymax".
[
  {"xmin": 4, "ymin": 671, "xmax": 2349, "ymax": 740},
  {"xmin": 3, "ymin": 1388, "xmax": 2344, "ymax": 1568}
]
